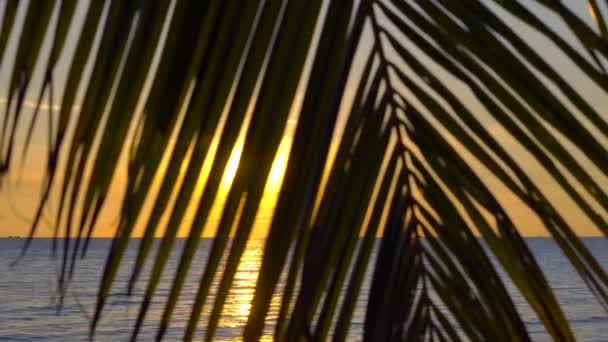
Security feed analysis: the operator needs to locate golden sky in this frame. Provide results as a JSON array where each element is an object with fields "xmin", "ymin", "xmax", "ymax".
[{"xmin": 0, "ymin": 1, "xmax": 606, "ymax": 238}]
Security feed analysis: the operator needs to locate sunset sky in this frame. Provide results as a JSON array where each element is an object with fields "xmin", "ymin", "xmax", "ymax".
[{"xmin": 0, "ymin": 1, "xmax": 606, "ymax": 238}]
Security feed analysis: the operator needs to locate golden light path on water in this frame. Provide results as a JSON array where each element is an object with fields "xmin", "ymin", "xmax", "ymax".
[
  {"xmin": 216, "ymin": 239, "xmax": 280, "ymax": 341},
  {"xmin": 197, "ymin": 131, "xmax": 291, "ymax": 339},
  {"xmin": 211, "ymin": 139, "xmax": 289, "ymax": 339}
]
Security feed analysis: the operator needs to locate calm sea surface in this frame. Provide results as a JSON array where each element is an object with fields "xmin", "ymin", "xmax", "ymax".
[{"xmin": 0, "ymin": 238, "xmax": 606, "ymax": 341}]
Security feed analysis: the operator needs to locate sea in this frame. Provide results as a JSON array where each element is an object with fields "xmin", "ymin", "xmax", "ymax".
[{"xmin": 0, "ymin": 238, "xmax": 606, "ymax": 341}]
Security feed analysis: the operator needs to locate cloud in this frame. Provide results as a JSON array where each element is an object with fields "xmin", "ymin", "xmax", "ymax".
[{"xmin": 0, "ymin": 97, "xmax": 80, "ymax": 112}]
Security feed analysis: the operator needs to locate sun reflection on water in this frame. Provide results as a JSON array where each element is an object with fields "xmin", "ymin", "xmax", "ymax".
[{"xmin": 216, "ymin": 239, "xmax": 279, "ymax": 341}]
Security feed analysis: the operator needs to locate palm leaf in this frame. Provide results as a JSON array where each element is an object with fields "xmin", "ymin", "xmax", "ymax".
[{"xmin": 1, "ymin": 0, "xmax": 607, "ymax": 341}]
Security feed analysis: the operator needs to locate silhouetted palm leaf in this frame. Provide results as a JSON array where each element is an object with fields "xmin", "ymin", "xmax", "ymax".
[{"xmin": 1, "ymin": 0, "xmax": 606, "ymax": 341}]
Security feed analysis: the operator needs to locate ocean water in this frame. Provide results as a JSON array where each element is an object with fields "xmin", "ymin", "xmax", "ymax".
[{"xmin": 0, "ymin": 238, "xmax": 606, "ymax": 341}]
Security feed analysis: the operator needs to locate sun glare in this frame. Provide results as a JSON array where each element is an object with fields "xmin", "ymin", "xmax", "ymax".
[
  {"xmin": 266, "ymin": 142, "xmax": 290, "ymax": 193},
  {"xmin": 587, "ymin": 2, "xmax": 598, "ymax": 24},
  {"xmin": 221, "ymin": 144, "xmax": 243, "ymax": 192},
  {"xmin": 217, "ymin": 137, "xmax": 292, "ymax": 194}
]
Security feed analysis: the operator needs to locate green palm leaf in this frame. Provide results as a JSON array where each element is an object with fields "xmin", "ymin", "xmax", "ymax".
[{"xmin": 1, "ymin": 0, "xmax": 606, "ymax": 341}]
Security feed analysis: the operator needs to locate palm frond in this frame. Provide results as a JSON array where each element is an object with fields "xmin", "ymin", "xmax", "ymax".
[{"xmin": 1, "ymin": 0, "xmax": 607, "ymax": 341}]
